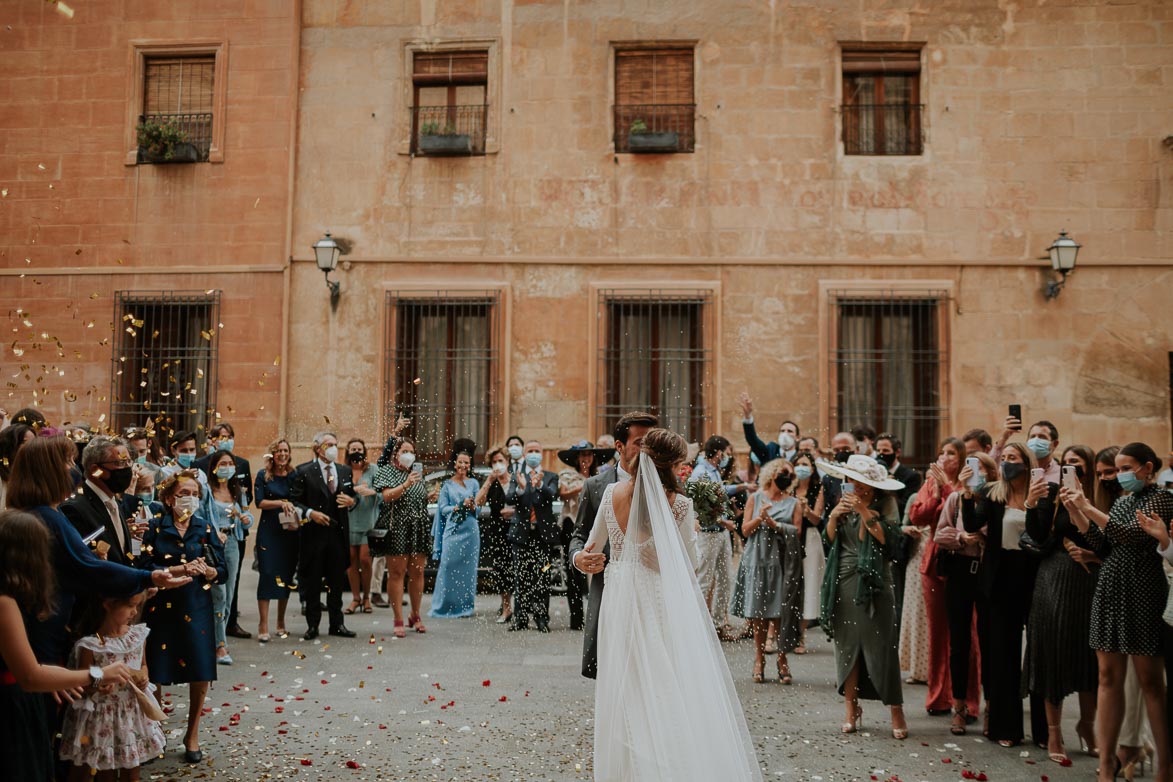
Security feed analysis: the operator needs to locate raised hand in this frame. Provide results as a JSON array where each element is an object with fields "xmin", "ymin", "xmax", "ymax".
[
  {"xmin": 737, "ymin": 392, "xmax": 754, "ymax": 420},
  {"xmin": 1137, "ymin": 510, "xmax": 1171, "ymax": 548}
]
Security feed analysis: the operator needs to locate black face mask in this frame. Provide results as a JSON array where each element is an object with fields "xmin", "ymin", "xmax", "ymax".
[
  {"xmin": 875, "ymin": 452, "xmax": 896, "ymax": 468},
  {"xmin": 834, "ymin": 450, "xmax": 851, "ymax": 464},
  {"xmin": 774, "ymin": 473, "xmax": 793, "ymax": 492},
  {"xmin": 346, "ymin": 451, "xmax": 365, "ymax": 465},
  {"xmin": 105, "ymin": 466, "xmax": 134, "ymax": 494},
  {"xmin": 1001, "ymin": 462, "xmax": 1026, "ymax": 482}
]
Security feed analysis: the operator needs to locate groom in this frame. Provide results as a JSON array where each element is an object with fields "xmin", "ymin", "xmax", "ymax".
[{"xmin": 569, "ymin": 410, "xmax": 659, "ymax": 678}]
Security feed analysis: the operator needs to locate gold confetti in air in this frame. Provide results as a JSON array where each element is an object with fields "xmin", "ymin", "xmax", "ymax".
[{"xmin": 52, "ymin": 0, "xmax": 74, "ymax": 18}]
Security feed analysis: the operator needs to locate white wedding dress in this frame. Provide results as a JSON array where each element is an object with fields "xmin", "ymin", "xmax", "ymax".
[{"xmin": 585, "ymin": 454, "xmax": 762, "ymax": 782}]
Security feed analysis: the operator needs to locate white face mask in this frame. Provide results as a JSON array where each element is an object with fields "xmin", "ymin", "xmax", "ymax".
[
  {"xmin": 491, "ymin": 462, "xmax": 507, "ymax": 475},
  {"xmin": 507, "ymin": 444, "xmax": 523, "ymax": 460},
  {"xmin": 777, "ymin": 432, "xmax": 796, "ymax": 450},
  {"xmin": 322, "ymin": 445, "xmax": 339, "ymax": 463},
  {"xmin": 399, "ymin": 452, "xmax": 416, "ymax": 470},
  {"xmin": 174, "ymin": 496, "xmax": 200, "ymax": 516}
]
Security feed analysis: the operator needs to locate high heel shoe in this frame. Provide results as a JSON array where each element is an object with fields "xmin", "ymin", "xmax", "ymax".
[
  {"xmin": 1074, "ymin": 719, "xmax": 1098, "ymax": 758},
  {"xmin": 1047, "ymin": 724, "xmax": 1072, "ymax": 767},
  {"xmin": 891, "ymin": 708, "xmax": 909, "ymax": 740},
  {"xmin": 950, "ymin": 705, "xmax": 968, "ymax": 736},
  {"xmin": 752, "ymin": 658, "xmax": 765, "ymax": 683},
  {"xmin": 841, "ymin": 700, "xmax": 862, "ymax": 734},
  {"xmin": 1121, "ymin": 744, "xmax": 1152, "ymax": 781},
  {"xmin": 776, "ymin": 654, "xmax": 792, "ymax": 685}
]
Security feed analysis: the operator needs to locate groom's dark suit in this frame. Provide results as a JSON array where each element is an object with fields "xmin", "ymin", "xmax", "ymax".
[{"xmin": 568, "ymin": 467, "xmax": 621, "ymax": 679}]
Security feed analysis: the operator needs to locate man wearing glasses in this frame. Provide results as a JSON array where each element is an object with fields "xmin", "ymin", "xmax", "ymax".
[{"xmin": 61, "ymin": 435, "xmax": 142, "ymax": 566}]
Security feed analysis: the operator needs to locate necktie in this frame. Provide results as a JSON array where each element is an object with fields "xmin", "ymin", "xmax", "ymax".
[
  {"xmin": 104, "ymin": 497, "xmax": 126, "ymax": 552},
  {"xmin": 530, "ymin": 471, "xmax": 540, "ymax": 521},
  {"xmin": 326, "ymin": 464, "xmax": 336, "ymax": 493}
]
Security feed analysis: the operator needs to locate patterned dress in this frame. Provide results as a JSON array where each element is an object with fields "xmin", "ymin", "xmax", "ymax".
[
  {"xmin": 370, "ymin": 465, "xmax": 432, "ymax": 557},
  {"xmin": 59, "ymin": 625, "xmax": 166, "ymax": 770},
  {"xmin": 1086, "ymin": 485, "xmax": 1173, "ymax": 656}
]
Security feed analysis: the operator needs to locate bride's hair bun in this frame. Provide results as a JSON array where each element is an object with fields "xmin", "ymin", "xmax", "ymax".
[{"xmin": 639, "ymin": 428, "xmax": 688, "ymax": 490}]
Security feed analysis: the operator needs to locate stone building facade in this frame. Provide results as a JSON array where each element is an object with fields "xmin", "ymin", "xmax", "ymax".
[{"xmin": 3, "ymin": 0, "xmax": 1172, "ymax": 467}]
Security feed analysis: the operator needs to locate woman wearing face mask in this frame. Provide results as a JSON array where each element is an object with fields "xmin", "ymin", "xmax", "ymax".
[
  {"xmin": 206, "ymin": 449, "xmax": 253, "ymax": 665},
  {"xmin": 936, "ymin": 451, "xmax": 995, "ymax": 735},
  {"xmin": 731, "ymin": 459, "xmax": 803, "ymax": 683},
  {"xmin": 371, "ymin": 437, "xmax": 430, "ymax": 638},
  {"xmin": 1063, "ymin": 442, "xmax": 1173, "ymax": 782},
  {"xmin": 818, "ymin": 454, "xmax": 908, "ymax": 739},
  {"xmin": 476, "ymin": 447, "xmax": 517, "ymax": 623},
  {"xmin": 900, "ymin": 438, "xmax": 964, "ymax": 711},
  {"xmin": 342, "ymin": 439, "xmax": 379, "ymax": 616},
  {"xmin": 962, "ymin": 442, "xmax": 1041, "ymax": 747},
  {"xmin": 138, "ymin": 470, "xmax": 226, "ymax": 763},
  {"xmin": 1022, "ymin": 444, "xmax": 1104, "ymax": 766},
  {"xmin": 792, "ymin": 453, "xmax": 823, "ymax": 654},
  {"xmin": 1093, "ymin": 446, "xmax": 1122, "ymax": 514},
  {"xmin": 254, "ymin": 439, "xmax": 299, "ymax": 641},
  {"xmin": 429, "ymin": 445, "xmax": 481, "ymax": 619}
]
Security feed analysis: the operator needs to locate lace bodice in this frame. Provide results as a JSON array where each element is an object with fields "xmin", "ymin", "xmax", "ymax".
[{"xmin": 601, "ymin": 483, "xmax": 697, "ymax": 568}]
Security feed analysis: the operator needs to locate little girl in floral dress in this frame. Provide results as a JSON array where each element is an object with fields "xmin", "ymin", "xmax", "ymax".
[{"xmin": 59, "ymin": 590, "xmax": 166, "ymax": 780}]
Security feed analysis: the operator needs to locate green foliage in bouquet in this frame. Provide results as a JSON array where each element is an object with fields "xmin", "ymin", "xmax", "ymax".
[{"xmin": 685, "ymin": 479, "xmax": 728, "ymax": 532}]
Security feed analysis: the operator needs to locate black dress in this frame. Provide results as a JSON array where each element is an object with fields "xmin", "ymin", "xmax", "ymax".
[
  {"xmin": 1086, "ymin": 485, "xmax": 1173, "ymax": 656},
  {"xmin": 481, "ymin": 479, "xmax": 513, "ymax": 593},
  {"xmin": 1023, "ymin": 488, "xmax": 1104, "ymax": 703},
  {"xmin": 0, "ymin": 609, "xmax": 53, "ymax": 782}
]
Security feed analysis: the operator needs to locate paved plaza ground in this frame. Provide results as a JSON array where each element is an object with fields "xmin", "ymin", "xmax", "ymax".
[{"xmin": 143, "ymin": 568, "xmax": 1095, "ymax": 782}]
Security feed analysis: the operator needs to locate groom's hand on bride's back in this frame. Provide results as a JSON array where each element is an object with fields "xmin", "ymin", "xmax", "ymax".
[{"xmin": 574, "ymin": 545, "xmax": 607, "ymax": 574}]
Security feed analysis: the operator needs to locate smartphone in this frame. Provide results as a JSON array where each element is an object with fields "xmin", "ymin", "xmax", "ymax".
[
  {"xmin": 841, "ymin": 482, "xmax": 855, "ymax": 495},
  {"xmin": 1031, "ymin": 467, "xmax": 1045, "ymax": 483},
  {"xmin": 1062, "ymin": 465, "xmax": 1078, "ymax": 491},
  {"xmin": 411, "ymin": 463, "xmax": 423, "ymax": 475},
  {"xmin": 965, "ymin": 456, "xmax": 982, "ymax": 488},
  {"xmin": 81, "ymin": 526, "xmax": 105, "ymax": 546},
  {"xmin": 1008, "ymin": 405, "xmax": 1022, "ymax": 430}
]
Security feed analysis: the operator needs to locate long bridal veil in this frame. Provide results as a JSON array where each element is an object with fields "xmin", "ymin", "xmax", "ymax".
[{"xmin": 589, "ymin": 453, "xmax": 762, "ymax": 781}]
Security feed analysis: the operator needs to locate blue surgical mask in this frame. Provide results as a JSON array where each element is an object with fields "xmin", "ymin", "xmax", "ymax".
[
  {"xmin": 508, "ymin": 445, "xmax": 523, "ymax": 461},
  {"xmin": 135, "ymin": 455, "xmax": 147, "ymax": 465},
  {"xmin": 524, "ymin": 452, "xmax": 542, "ymax": 469},
  {"xmin": 216, "ymin": 465, "xmax": 236, "ymax": 481},
  {"xmin": 719, "ymin": 455, "xmax": 731, "ymax": 469},
  {"xmin": 219, "ymin": 438, "xmax": 234, "ymax": 453},
  {"xmin": 795, "ymin": 465, "xmax": 813, "ymax": 482},
  {"xmin": 1026, "ymin": 437, "xmax": 1051, "ymax": 459},
  {"xmin": 177, "ymin": 453, "xmax": 196, "ymax": 468},
  {"xmin": 137, "ymin": 492, "xmax": 154, "ymax": 504},
  {"xmin": 1117, "ymin": 471, "xmax": 1146, "ymax": 493}
]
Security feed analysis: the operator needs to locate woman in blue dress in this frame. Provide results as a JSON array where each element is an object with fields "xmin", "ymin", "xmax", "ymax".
[
  {"xmin": 254, "ymin": 439, "xmax": 300, "ymax": 640},
  {"xmin": 429, "ymin": 445, "xmax": 481, "ymax": 618},
  {"xmin": 206, "ymin": 449, "xmax": 253, "ymax": 665}
]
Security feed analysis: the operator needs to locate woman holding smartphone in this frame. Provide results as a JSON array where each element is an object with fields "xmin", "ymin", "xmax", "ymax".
[
  {"xmin": 1023, "ymin": 444, "xmax": 1104, "ymax": 765},
  {"xmin": 962, "ymin": 442, "xmax": 1041, "ymax": 747},
  {"xmin": 371, "ymin": 437, "xmax": 431, "ymax": 639}
]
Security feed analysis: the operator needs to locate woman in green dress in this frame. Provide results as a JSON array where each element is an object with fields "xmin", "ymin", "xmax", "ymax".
[{"xmin": 818, "ymin": 454, "xmax": 909, "ymax": 740}]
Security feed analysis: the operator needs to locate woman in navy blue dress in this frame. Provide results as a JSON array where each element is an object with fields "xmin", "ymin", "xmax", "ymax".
[
  {"xmin": 429, "ymin": 447, "xmax": 481, "ymax": 618},
  {"xmin": 253, "ymin": 439, "xmax": 300, "ymax": 641},
  {"xmin": 138, "ymin": 470, "xmax": 226, "ymax": 764}
]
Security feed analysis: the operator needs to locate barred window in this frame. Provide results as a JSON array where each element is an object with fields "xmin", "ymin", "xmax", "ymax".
[
  {"xmin": 411, "ymin": 50, "xmax": 488, "ymax": 156},
  {"xmin": 841, "ymin": 44, "xmax": 923, "ymax": 156},
  {"xmin": 613, "ymin": 47, "xmax": 696, "ymax": 153},
  {"xmin": 141, "ymin": 55, "xmax": 215, "ymax": 161},
  {"xmin": 383, "ymin": 291, "xmax": 501, "ymax": 464},
  {"xmin": 830, "ymin": 289, "xmax": 948, "ymax": 467},
  {"xmin": 596, "ymin": 290, "xmax": 712, "ymax": 442},
  {"xmin": 110, "ymin": 291, "xmax": 221, "ymax": 440}
]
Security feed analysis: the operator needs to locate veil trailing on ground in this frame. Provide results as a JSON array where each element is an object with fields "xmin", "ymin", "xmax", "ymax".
[{"xmin": 588, "ymin": 453, "xmax": 762, "ymax": 781}]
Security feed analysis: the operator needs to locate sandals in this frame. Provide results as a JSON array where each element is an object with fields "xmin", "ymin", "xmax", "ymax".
[
  {"xmin": 275, "ymin": 628, "xmax": 289, "ymax": 639},
  {"xmin": 777, "ymin": 654, "xmax": 792, "ymax": 685},
  {"xmin": 393, "ymin": 619, "xmax": 406, "ymax": 639},
  {"xmin": 752, "ymin": 659, "xmax": 765, "ymax": 684},
  {"xmin": 344, "ymin": 601, "xmax": 361, "ymax": 615},
  {"xmin": 408, "ymin": 614, "xmax": 427, "ymax": 634},
  {"xmin": 1048, "ymin": 724, "xmax": 1073, "ymax": 766},
  {"xmin": 1075, "ymin": 719, "xmax": 1098, "ymax": 757},
  {"xmin": 950, "ymin": 705, "xmax": 968, "ymax": 736},
  {"xmin": 842, "ymin": 700, "xmax": 862, "ymax": 734},
  {"xmin": 362, "ymin": 600, "xmax": 374, "ymax": 614}
]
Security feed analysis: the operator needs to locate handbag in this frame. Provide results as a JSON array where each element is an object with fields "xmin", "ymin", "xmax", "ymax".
[
  {"xmin": 934, "ymin": 522, "xmax": 964, "ymax": 551},
  {"xmin": 279, "ymin": 508, "xmax": 300, "ymax": 531}
]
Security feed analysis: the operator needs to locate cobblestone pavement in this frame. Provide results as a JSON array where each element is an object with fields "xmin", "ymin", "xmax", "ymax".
[{"xmin": 143, "ymin": 570, "xmax": 1093, "ymax": 782}]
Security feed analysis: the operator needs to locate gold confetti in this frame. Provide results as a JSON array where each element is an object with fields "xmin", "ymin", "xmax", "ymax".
[{"xmin": 53, "ymin": 0, "xmax": 74, "ymax": 18}]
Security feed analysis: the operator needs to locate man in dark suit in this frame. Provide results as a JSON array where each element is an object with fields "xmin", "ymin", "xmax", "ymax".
[
  {"xmin": 815, "ymin": 431, "xmax": 858, "ymax": 526},
  {"xmin": 195, "ymin": 422, "xmax": 254, "ymax": 639},
  {"xmin": 568, "ymin": 411, "xmax": 659, "ymax": 678},
  {"xmin": 61, "ymin": 435, "xmax": 138, "ymax": 566},
  {"xmin": 290, "ymin": 431, "xmax": 356, "ymax": 641},
  {"xmin": 737, "ymin": 392, "xmax": 800, "ymax": 465},
  {"xmin": 507, "ymin": 440, "xmax": 561, "ymax": 633}
]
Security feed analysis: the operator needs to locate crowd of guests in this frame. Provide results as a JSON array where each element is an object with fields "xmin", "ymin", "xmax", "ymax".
[{"xmin": 3, "ymin": 399, "xmax": 1173, "ymax": 782}]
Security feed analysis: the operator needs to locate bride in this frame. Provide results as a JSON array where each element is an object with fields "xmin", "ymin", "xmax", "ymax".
[{"xmin": 584, "ymin": 428, "xmax": 762, "ymax": 781}]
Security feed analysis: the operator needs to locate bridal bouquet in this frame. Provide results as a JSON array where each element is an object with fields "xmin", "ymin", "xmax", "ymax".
[
  {"xmin": 685, "ymin": 479, "xmax": 728, "ymax": 532},
  {"xmin": 450, "ymin": 503, "xmax": 470, "ymax": 527}
]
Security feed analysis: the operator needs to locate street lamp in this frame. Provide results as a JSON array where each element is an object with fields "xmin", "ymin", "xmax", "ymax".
[
  {"xmin": 313, "ymin": 231, "xmax": 341, "ymax": 310},
  {"xmin": 1043, "ymin": 229, "xmax": 1080, "ymax": 301}
]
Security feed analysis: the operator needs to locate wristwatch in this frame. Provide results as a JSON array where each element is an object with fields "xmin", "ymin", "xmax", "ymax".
[{"xmin": 88, "ymin": 665, "xmax": 104, "ymax": 686}]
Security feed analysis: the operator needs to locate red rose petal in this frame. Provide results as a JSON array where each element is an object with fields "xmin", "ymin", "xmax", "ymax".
[
  {"xmin": 346, "ymin": 760, "xmax": 360, "ymax": 769},
  {"xmin": 482, "ymin": 680, "xmax": 491, "ymax": 687},
  {"xmin": 942, "ymin": 758, "xmax": 951, "ymax": 764},
  {"xmin": 498, "ymin": 695, "xmax": 507, "ymax": 702},
  {"xmin": 300, "ymin": 758, "xmax": 312, "ymax": 766}
]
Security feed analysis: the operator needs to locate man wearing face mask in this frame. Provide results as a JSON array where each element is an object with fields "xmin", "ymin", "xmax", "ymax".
[
  {"xmin": 875, "ymin": 434, "xmax": 923, "ymax": 511},
  {"xmin": 852, "ymin": 425, "xmax": 877, "ymax": 457},
  {"xmin": 507, "ymin": 440, "xmax": 560, "ymax": 633},
  {"xmin": 737, "ymin": 392, "xmax": 801, "ymax": 466},
  {"xmin": 290, "ymin": 431, "xmax": 357, "ymax": 640},
  {"xmin": 814, "ymin": 432, "xmax": 858, "ymax": 528},
  {"xmin": 994, "ymin": 420, "xmax": 1061, "ymax": 484},
  {"xmin": 61, "ymin": 436, "xmax": 139, "ymax": 566},
  {"xmin": 504, "ymin": 435, "xmax": 526, "ymax": 478}
]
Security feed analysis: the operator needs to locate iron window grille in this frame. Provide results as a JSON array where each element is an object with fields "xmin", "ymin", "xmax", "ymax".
[
  {"xmin": 829, "ymin": 289, "xmax": 949, "ymax": 468},
  {"xmin": 613, "ymin": 47, "xmax": 696, "ymax": 154},
  {"xmin": 613, "ymin": 103, "xmax": 697, "ymax": 153},
  {"xmin": 596, "ymin": 290, "xmax": 712, "ymax": 443},
  {"xmin": 110, "ymin": 291, "xmax": 221, "ymax": 440},
  {"xmin": 383, "ymin": 291, "xmax": 501, "ymax": 465},
  {"xmin": 411, "ymin": 50, "xmax": 489, "ymax": 156},
  {"xmin": 841, "ymin": 44, "xmax": 923, "ymax": 156},
  {"xmin": 411, "ymin": 104, "xmax": 488, "ymax": 156},
  {"xmin": 140, "ymin": 56, "xmax": 215, "ymax": 162}
]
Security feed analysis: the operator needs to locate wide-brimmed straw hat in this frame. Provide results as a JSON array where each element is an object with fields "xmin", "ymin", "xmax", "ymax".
[
  {"xmin": 815, "ymin": 454, "xmax": 905, "ymax": 492},
  {"xmin": 558, "ymin": 440, "xmax": 612, "ymax": 468}
]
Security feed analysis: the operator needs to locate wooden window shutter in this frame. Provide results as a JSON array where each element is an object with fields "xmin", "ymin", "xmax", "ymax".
[
  {"xmin": 413, "ymin": 51, "xmax": 488, "ymax": 86},
  {"xmin": 143, "ymin": 56, "xmax": 215, "ymax": 115},
  {"xmin": 615, "ymin": 48, "xmax": 694, "ymax": 105},
  {"xmin": 841, "ymin": 45, "xmax": 922, "ymax": 74}
]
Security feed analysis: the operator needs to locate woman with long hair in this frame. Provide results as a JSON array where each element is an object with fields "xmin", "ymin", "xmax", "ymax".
[
  {"xmin": 344, "ymin": 439, "xmax": 379, "ymax": 615},
  {"xmin": 206, "ymin": 449, "xmax": 253, "ymax": 665},
  {"xmin": 371, "ymin": 436, "xmax": 431, "ymax": 638},
  {"xmin": 476, "ymin": 447, "xmax": 516, "ymax": 624},
  {"xmin": 1064, "ymin": 442, "xmax": 1173, "ymax": 782},
  {"xmin": 792, "ymin": 451, "xmax": 823, "ymax": 654},
  {"xmin": 254, "ymin": 438, "xmax": 299, "ymax": 640},
  {"xmin": 429, "ymin": 444, "xmax": 481, "ymax": 619}
]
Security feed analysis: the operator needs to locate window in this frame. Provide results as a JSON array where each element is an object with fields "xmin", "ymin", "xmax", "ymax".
[
  {"xmin": 110, "ymin": 291, "xmax": 221, "ymax": 439},
  {"xmin": 829, "ymin": 289, "xmax": 948, "ymax": 467},
  {"xmin": 613, "ymin": 47, "xmax": 696, "ymax": 154},
  {"xmin": 596, "ymin": 290, "xmax": 712, "ymax": 442},
  {"xmin": 383, "ymin": 291, "xmax": 501, "ymax": 464},
  {"xmin": 411, "ymin": 50, "xmax": 488, "ymax": 156},
  {"xmin": 125, "ymin": 42, "xmax": 227, "ymax": 165},
  {"xmin": 841, "ymin": 44, "xmax": 923, "ymax": 155}
]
